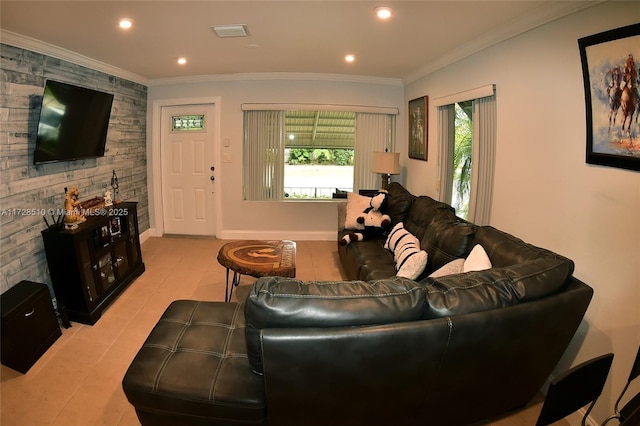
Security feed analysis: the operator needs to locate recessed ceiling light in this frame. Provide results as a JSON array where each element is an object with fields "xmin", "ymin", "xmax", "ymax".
[
  {"xmin": 375, "ymin": 7, "xmax": 393, "ymax": 20},
  {"xmin": 345, "ymin": 54, "xmax": 356, "ymax": 63},
  {"xmin": 177, "ymin": 57, "xmax": 187, "ymax": 65},
  {"xmin": 119, "ymin": 18, "xmax": 134, "ymax": 30}
]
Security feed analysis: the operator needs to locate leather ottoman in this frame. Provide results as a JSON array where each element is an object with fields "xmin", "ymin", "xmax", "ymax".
[{"xmin": 122, "ymin": 300, "xmax": 265, "ymax": 425}]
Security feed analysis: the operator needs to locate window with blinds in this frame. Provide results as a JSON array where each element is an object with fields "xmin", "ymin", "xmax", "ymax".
[
  {"xmin": 435, "ymin": 84, "xmax": 496, "ymax": 224},
  {"xmin": 243, "ymin": 107, "xmax": 397, "ymax": 200}
]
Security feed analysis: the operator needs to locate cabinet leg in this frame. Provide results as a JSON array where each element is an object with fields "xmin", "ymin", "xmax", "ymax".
[{"xmin": 57, "ymin": 304, "xmax": 71, "ymax": 328}]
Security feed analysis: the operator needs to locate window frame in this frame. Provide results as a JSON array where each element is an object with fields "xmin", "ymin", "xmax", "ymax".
[
  {"xmin": 434, "ymin": 85, "xmax": 496, "ymax": 224},
  {"xmin": 242, "ymin": 104, "xmax": 398, "ymax": 201}
]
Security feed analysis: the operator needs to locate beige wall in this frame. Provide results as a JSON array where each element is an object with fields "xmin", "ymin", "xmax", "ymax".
[
  {"xmin": 147, "ymin": 77, "xmax": 405, "ymax": 240},
  {"xmin": 404, "ymin": 2, "xmax": 639, "ymax": 423}
]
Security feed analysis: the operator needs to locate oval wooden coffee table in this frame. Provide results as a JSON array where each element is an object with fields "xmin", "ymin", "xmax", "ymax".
[{"xmin": 217, "ymin": 240, "xmax": 296, "ymax": 302}]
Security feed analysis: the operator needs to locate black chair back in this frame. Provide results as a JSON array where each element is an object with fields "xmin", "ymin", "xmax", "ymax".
[{"xmin": 536, "ymin": 353, "xmax": 614, "ymax": 426}]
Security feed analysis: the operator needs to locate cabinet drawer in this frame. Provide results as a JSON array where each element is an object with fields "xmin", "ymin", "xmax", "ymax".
[{"xmin": 1, "ymin": 281, "xmax": 61, "ymax": 373}]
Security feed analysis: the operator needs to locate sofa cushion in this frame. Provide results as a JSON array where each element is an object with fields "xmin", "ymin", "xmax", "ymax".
[
  {"xmin": 403, "ymin": 196, "xmax": 456, "ymax": 241},
  {"xmin": 421, "ymin": 254, "xmax": 574, "ymax": 319},
  {"xmin": 472, "ymin": 226, "xmax": 574, "ymax": 274},
  {"xmin": 421, "ymin": 219, "xmax": 477, "ymax": 277},
  {"xmin": 245, "ymin": 277, "xmax": 426, "ymax": 374},
  {"xmin": 338, "ymin": 233, "xmax": 396, "ymax": 281},
  {"xmin": 384, "ymin": 183, "xmax": 417, "ymax": 225},
  {"xmin": 122, "ymin": 300, "xmax": 265, "ymax": 423},
  {"xmin": 423, "ymin": 269, "xmax": 518, "ymax": 318}
]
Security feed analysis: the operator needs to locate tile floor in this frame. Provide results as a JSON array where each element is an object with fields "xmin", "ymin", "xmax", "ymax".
[{"xmin": 0, "ymin": 237, "xmax": 565, "ymax": 425}]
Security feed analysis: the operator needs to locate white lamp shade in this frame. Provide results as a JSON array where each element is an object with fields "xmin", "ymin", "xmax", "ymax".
[{"xmin": 372, "ymin": 151, "xmax": 400, "ymax": 175}]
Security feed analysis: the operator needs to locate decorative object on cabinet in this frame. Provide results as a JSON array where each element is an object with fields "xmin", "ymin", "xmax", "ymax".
[
  {"xmin": 41, "ymin": 202, "xmax": 145, "ymax": 325},
  {"xmin": 1, "ymin": 281, "xmax": 62, "ymax": 373},
  {"xmin": 111, "ymin": 169, "xmax": 120, "ymax": 201},
  {"xmin": 578, "ymin": 22, "xmax": 640, "ymax": 172},
  {"xmin": 408, "ymin": 95, "xmax": 428, "ymax": 161},
  {"xmin": 63, "ymin": 186, "xmax": 86, "ymax": 228}
]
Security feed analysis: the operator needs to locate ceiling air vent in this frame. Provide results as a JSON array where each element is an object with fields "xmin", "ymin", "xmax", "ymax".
[{"xmin": 211, "ymin": 24, "xmax": 249, "ymax": 38}]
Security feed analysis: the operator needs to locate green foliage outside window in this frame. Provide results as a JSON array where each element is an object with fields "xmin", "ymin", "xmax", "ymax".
[
  {"xmin": 332, "ymin": 149, "xmax": 354, "ymax": 165},
  {"xmin": 287, "ymin": 149, "xmax": 312, "ymax": 164},
  {"xmin": 453, "ymin": 101, "xmax": 473, "ymax": 219},
  {"xmin": 287, "ymin": 148, "xmax": 354, "ymax": 165}
]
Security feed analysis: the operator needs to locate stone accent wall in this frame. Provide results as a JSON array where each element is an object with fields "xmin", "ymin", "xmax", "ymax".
[{"xmin": 0, "ymin": 44, "xmax": 149, "ymax": 294}]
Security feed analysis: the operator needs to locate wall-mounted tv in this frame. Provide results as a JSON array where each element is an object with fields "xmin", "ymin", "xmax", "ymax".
[{"xmin": 33, "ymin": 80, "xmax": 114, "ymax": 165}]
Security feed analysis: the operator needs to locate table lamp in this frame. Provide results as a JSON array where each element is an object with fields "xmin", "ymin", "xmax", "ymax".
[{"xmin": 372, "ymin": 151, "xmax": 400, "ymax": 190}]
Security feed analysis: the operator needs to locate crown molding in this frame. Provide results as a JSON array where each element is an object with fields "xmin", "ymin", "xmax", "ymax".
[
  {"xmin": 1, "ymin": 30, "xmax": 149, "ymax": 86},
  {"xmin": 1, "ymin": 29, "xmax": 403, "ymax": 88},
  {"xmin": 147, "ymin": 72, "xmax": 404, "ymax": 87},
  {"xmin": 402, "ymin": 0, "xmax": 606, "ymax": 85}
]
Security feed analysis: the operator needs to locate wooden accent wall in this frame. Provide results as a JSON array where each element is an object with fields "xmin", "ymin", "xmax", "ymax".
[{"xmin": 0, "ymin": 44, "xmax": 149, "ymax": 294}]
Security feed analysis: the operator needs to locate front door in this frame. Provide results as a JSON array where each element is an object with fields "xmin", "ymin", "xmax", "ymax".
[{"xmin": 161, "ymin": 104, "xmax": 216, "ymax": 236}]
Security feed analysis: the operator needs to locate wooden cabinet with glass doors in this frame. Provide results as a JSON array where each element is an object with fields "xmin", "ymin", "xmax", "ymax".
[{"xmin": 41, "ymin": 202, "xmax": 145, "ymax": 325}]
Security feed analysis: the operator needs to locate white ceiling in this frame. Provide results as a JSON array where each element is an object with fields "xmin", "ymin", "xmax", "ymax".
[{"xmin": 0, "ymin": 1, "xmax": 599, "ymax": 85}]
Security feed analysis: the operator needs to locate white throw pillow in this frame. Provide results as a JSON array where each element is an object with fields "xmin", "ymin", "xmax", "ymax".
[
  {"xmin": 463, "ymin": 244, "xmax": 492, "ymax": 272},
  {"xmin": 429, "ymin": 258, "xmax": 465, "ymax": 278},
  {"xmin": 344, "ymin": 192, "xmax": 370, "ymax": 230}
]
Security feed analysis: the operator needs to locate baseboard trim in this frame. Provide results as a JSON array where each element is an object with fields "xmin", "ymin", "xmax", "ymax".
[
  {"xmin": 139, "ymin": 229, "xmax": 152, "ymax": 244},
  {"xmin": 216, "ymin": 229, "xmax": 336, "ymax": 241}
]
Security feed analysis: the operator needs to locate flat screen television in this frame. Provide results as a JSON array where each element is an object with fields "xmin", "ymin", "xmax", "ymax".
[{"xmin": 33, "ymin": 80, "xmax": 114, "ymax": 165}]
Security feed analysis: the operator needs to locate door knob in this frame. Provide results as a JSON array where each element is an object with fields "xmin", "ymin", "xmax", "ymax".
[
  {"xmin": 210, "ymin": 166, "xmax": 215, "ymax": 171},
  {"xmin": 210, "ymin": 176, "xmax": 215, "ymax": 181}
]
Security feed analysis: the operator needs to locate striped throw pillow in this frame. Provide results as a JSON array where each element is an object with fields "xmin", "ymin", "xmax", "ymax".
[{"xmin": 384, "ymin": 223, "xmax": 428, "ymax": 280}]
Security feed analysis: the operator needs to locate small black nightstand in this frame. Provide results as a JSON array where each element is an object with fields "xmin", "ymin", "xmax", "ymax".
[{"xmin": 1, "ymin": 280, "xmax": 62, "ymax": 373}]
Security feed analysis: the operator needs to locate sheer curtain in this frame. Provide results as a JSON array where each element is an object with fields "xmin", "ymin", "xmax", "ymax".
[
  {"xmin": 354, "ymin": 113, "xmax": 396, "ymax": 191},
  {"xmin": 435, "ymin": 85, "xmax": 496, "ymax": 224},
  {"xmin": 437, "ymin": 104, "xmax": 455, "ymax": 205},
  {"xmin": 467, "ymin": 96, "xmax": 496, "ymax": 225},
  {"xmin": 243, "ymin": 110, "xmax": 285, "ymax": 200}
]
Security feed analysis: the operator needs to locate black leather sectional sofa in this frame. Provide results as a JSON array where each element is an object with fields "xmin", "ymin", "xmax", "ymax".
[{"xmin": 122, "ymin": 183, "xmax": 593, "ymax": 426}]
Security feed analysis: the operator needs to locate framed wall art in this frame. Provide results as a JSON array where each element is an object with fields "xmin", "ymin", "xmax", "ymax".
[
  {"xmin": 408, "ymin": 96, "xmax": 428, "ymax": 161},
  {"xmin": 578, "ymin": 23, "xmax": 640, "ymax": 172}
]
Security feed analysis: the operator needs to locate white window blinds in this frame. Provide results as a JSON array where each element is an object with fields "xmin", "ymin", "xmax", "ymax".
[
  {"xmin": 467, "ymin": 96, "xmax": 496, "ymax": 225},
  {"xmin": 243, "ymin": 110, "xmax": 285, "ymax": 200},
  {"xmin": 437, "ymin": 104, "xmax": 455, "ymax": 205},
  {"xmin": 354, "ymin": 113, "xmax": 396, "ymax": 191}
]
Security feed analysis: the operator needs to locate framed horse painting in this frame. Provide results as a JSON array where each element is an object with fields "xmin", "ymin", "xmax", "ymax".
[
  {"xmin": 409, "ymin": 96, "xmax": 428, "ymax": 161},
  {"xmin": 578, "ymin": 23, "xmax": 640, "ymax": 172}
]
